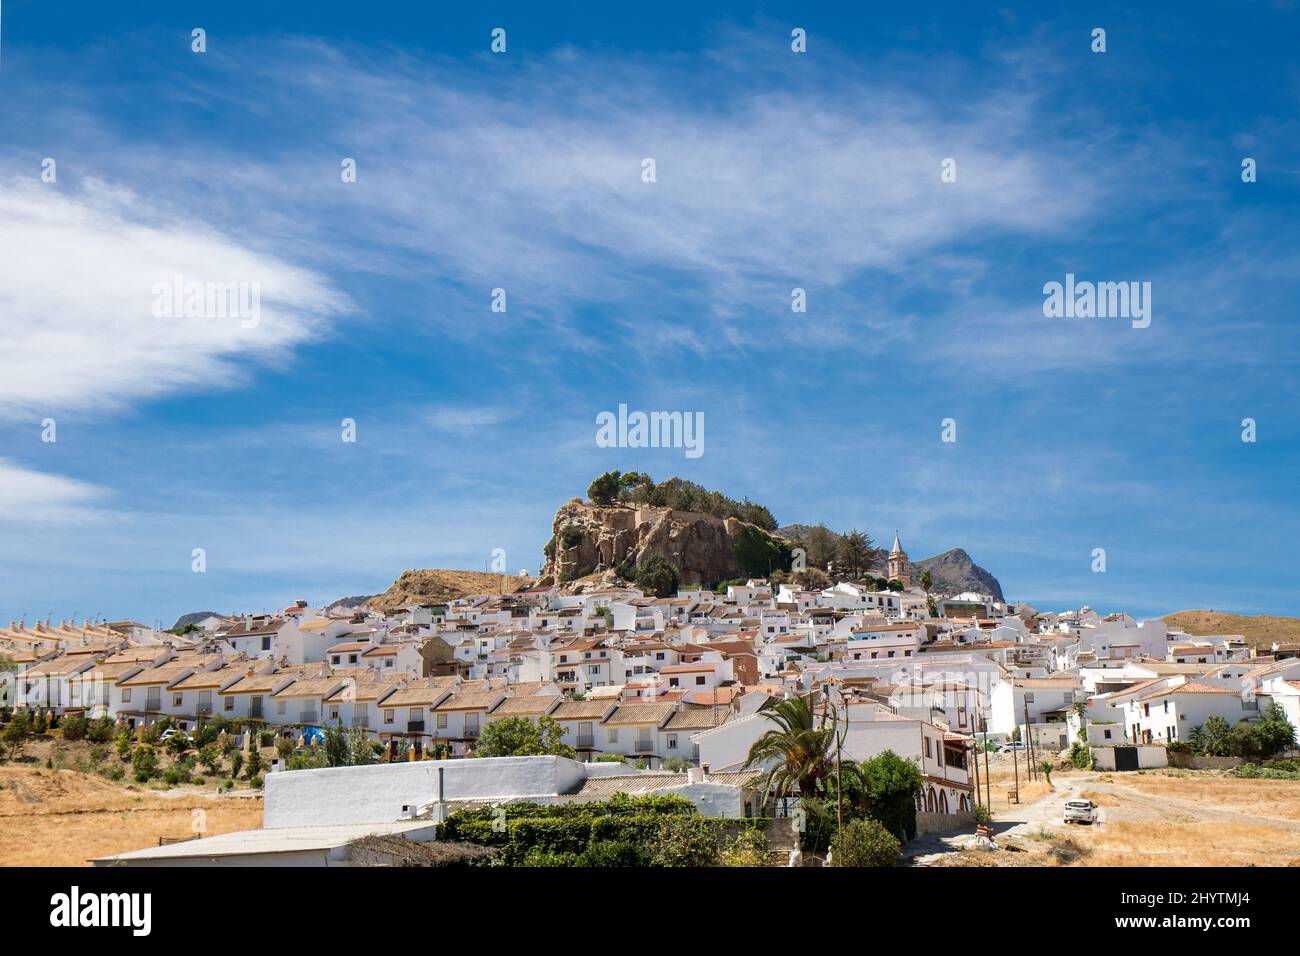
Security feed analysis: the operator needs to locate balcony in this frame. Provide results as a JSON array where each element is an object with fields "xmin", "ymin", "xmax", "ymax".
[
  {"xmin": 634, "ymin": 739, "xmax": 655, "ymax": 753},
  {"xmin": 407, "ymin": 720, "xmax": 426, "ymax": 733},
  {"xmin": 299, "ymin": 711, "xmax": 319, "ymax": 725},
  {"xmin": 576, "ymin": 736, "xmax": 595, "ymax": 749}
]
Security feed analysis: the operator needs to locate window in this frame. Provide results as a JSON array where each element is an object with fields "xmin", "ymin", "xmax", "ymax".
[
  {"xmin": 349, "ymin": 655, "xmax": 358, "ymax": 664},
  {"xmin": 384, "ymin": 709, "xmax": 395, "ymax": 724},
  {"xmin": 261, "ymin": 637, "xmax": 271, "ymax": 651},
  {"xmin": 667, "ymin": 734, "xmax": 678, "ymax": 749},
  {"xmin": 1103, "ymin": 728, "xmax": 1112, "ymax": 739},
  {"xmin": 410, "ymin": 707, "xmax": 423, "ymax": 723},
  {"xmin": 695, "ymin": 676, "xmax": 706, "ymax": 686},
  {"xmin": 331, "ymin": 656, "xmax": 340, "ymax": 665},
  {"xmin": 328, "ymin": 706, "xmax": 339, "ymax": 720},
  {"xmin": 173, "ymin": 693, "xmax": 183, "ymax": 707},
  {"xmin": 924, "ymin": 737, "xmax": 932, "ymax": 758},
  {"xmin": 276, "ymin": 699, "xmax": 286, "ymax": 714},
  {"xmin": 1024, "ymin": 692, "xmax": 1035, "ymax": 703},
  {"xmin": 224, "ymin": 696, "xmax": 234, "ymax": 712},
  {"xmin": 122, "ymin": 689, "xmax": 132, "ymax": 704},
  {"xmin": 608, "ymin": 728, "xmax": 619, "ymax": 744},
  {"xmin": 437, "ymin": 713, "xmax": 448, "ymax": 729},
  {"xmin": 385, "ymin": 659, "xmax": 393, "ymax": 668}
]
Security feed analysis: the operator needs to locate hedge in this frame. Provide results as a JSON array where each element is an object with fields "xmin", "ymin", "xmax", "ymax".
[{"xmin": 438, "ymin": 794, "xmax": 767, "ymax": 867}]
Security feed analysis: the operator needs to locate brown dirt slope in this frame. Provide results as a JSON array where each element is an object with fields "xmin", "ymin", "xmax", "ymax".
[
  {"xmin": 1163, "ymin": 609, "xmax": 1300, "ymax": 648},
  {"xmin": 370, "ymin": 569, "xmax": 528, "ymax": 612}
]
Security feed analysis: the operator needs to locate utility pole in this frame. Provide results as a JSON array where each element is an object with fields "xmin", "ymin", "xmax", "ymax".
[
  {"xmin": 977, "ymin": 712, "xmax": 987, "ymax": 811},
  {"xmin": 1023, "ymin": 697, "xmax": 1036, "ymax": 782},
  {"xmin": 971, "ymin": 737, "xmax": 982, "ymax": 813},
  {"xmin": 1012, "ymin": 728, "xmax": 1020, "ymax": 802}
]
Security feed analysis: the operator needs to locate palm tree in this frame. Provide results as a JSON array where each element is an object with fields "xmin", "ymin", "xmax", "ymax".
[{"xmin": 746, "ymin": 693, "xmax": 838, "ymax": 799}]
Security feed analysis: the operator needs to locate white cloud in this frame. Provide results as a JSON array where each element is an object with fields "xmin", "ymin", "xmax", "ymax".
[
  {"xmin": 0, "ymin": 458, "xmax": 109, "ymax": 524},
  {"xmin": 0, "ymin": 178, "xmax": 347, "ymax": 419}
]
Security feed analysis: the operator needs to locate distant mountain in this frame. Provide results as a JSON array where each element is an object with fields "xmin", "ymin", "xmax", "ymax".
[
  {"xmin": 326, "ymin": 594, "xmax": 377, "ymax": 611},
  {"xmin": 914, "ymin": 549, "xmax": 1004, "ymax": 602},
  {"xmin": 170, "ymin": 610, "xmax": 223, "ymax": 630}
]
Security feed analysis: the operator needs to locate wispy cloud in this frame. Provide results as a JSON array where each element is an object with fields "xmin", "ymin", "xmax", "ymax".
[{"xmin": 0, "ymin": 177, "xmax": 348, "ymax": 420}]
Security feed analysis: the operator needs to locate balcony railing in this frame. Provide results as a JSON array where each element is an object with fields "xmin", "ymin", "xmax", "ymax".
[
  {"xmin": 407, "ymin": 720, "xmax": 426, "ymax": 732},
  {"xmin": 300, "ymin": 711, "xmax": 319, "ymax": 724},
  {"xmin": 576, "ymin": 736, "xmax": 594, "ymax": 749}
]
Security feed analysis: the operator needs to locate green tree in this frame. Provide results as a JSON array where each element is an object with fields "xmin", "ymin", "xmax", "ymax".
[
  {"xmin": 634, "ymin": 554, "xmax": 679, "ymax": 598},
  {"xmin": 587, "ymin": 470, "xmax": 623, "ymax": 506},
  {"xmin": 919, "ymin": 568, "xmax": 932, "ymax": 595},
  {"xmin": 324, "ymin": 723, "xmax": 349, "ymax": 767},
  {"xmin": 1201, "ymin": 715, "xmax": 1232, "ymax": 756},
  {"xmin": 791, "ymin": 568, "xmax": 831, "ymax": 591},
  {"xmin": 2, "ymin": 712, "xmax": 33, "ymax": 760},
  {"xmin": 802, "ymin": 524, "xmax": 838, "ymax": 571},
  {"xmin": 835, "ymin": 530, "xmax": 874, "ymax": 579},
  {"xmin": 475, "ymin": 716, "xmax": 575, "ymax": 758},
  {"xmin": 348, "ymin": 724, "xmax": 379, "ymax": 766},
  {"xmin": 61, "ymin": 715, "xmax": 89, "ymax": 741},
  {"xmin": 747, "ymin": 694, "xmax": 838, "ymax": 799}
]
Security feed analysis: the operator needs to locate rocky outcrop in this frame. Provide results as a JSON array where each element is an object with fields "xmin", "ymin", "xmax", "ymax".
[
  {"xmin": 542, "ymin": 499, "xmax": 759, "ymax": 586},
  {"xmin": 370, "ymin": 569, "xmax": 528, "ymax": 612},
  {"xmin": 913, "ymin": 548, "xmax": 1004, "ymax": 601}
]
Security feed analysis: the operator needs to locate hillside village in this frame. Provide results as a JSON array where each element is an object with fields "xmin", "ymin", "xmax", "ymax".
[{"xmin": 2, "ymin": 525, "xmax": 1299, "ymax": 867}]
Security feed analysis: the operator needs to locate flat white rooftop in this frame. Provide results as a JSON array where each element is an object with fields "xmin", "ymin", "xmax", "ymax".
[{"xmin": 92, "ymin": 820, "xmax": 436, "ymax": 865}]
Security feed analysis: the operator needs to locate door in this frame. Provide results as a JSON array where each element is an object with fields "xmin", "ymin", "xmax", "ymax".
[{"xmin": 1113, "ymin": 746, "xmax": 1139, "ymax": 771}]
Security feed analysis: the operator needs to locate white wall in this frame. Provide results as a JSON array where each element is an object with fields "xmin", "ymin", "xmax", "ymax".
[{"xmin": 263, "ymin": 755, "xmax": 588, "ymax": 827}]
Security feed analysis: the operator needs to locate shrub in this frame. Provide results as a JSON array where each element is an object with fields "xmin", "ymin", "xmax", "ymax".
[
  {"xmin": 829, "ymin": 818, "xmax": 901, "ymax": 868},
  {"xmin": 198, "ymin": 745, "xmax": 222, "ymax": 775},
  {"xmin": 87, "ymin": 718, "xmax": 115, "ymax": 744},
  {"xmin": 275, "ymin": 737, "xmax": 295, "ymax": 759},
  {"xmin": 249, "ymin": 775, "xmax": 263, "ymax": 789},
  {"xmin": 115, "ymin": 731, "xmax": 132, "ymax": 758},
  {"xmin": 594, "ymin": 754, "xmax": 626, "ymax": 763},
  {"xmin": 973, "ymin": 804, "xmax": 992, "ymax": 826},
  {"xmin": 229, "ymin": 751, "xmax": 244, "ymax": 779},
  {"xmin": 650, "ymin": 816, "xmax": 721, "ymax": 867},
  {"xmin": 88, "ymin": 744, "xmax": 109, "ymax": 764},
  {"xmin": 61, "ymin": 715, "xmax": 89, "ymax": 741},
  {"xmin": 131, "ymin": 744, "xmax": 159, "ymax": 779},
  {"xmin": 102, "ymin": 762, "xmax": 125, "ymax": 781},
  {"xmin": 1068, "ymin": 742, "xmax": 1093, "ymax": 770},
  {"xmin": 166, "ymin": 733, "xmax": 190, "ymax": 757},
  {"xmin": 719, "ymin": 828, "xmax": 768, "ymax": 867},
  {"xmin": 193, "ymin": 776, "xmax": 205, "ymax": 786},
  {"xmin": 574, "ymin": 840, "xmax": 650, "ymax": 867},
  {"xmin": 247, "ymin": 749, "xmax": 263, "ymax": 777},
  {"xmin": 33, "ymin": 710, "xmax": 49, "ymax": 735},
  {"xmin": 163, "ymin": 769, "xmax": 183, "ymax": 786},
  {"xmin": 134, "ymin": 771, "xmax": 150, "ymax": 784}
]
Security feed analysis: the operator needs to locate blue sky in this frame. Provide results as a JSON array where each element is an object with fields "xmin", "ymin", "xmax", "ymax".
[{"xmin": 0, "ymin": 1, "xmax": 1297, "ymax": 626}]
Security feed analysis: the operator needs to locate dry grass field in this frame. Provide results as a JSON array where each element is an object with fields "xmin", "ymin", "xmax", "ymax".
[
  {"xmin": 1163, "ymin": 609, "xmax": 1300, "ymax": 648},
  {"xmin": 0, "ymin": 763, "xmax": 263, "ymax": 866},
  {"xmin": 935, "ymin": 766, "xmax": 1300, "ymax": 867}
]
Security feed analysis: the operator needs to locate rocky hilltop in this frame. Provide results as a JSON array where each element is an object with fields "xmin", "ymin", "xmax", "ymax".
[
  {"xmin": 913, "ymin": 548, "xmax": 1004, "ymax": 602},
  {"xmin": 540, "ymin": 498, "xmax": 770, "ymax": 587},
  {"xmin": 369, "ymin": 569, "xmax": 528, "ymax": 612}
]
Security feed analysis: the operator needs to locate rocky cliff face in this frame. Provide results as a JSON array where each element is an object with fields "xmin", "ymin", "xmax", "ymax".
[
  {"xmin": 914, "ymin": 548, "xmax": 1004, "ymax": 602},
  {"xmin": 541, "ymin": 498, "xmax": 754, "ymax": 586}
]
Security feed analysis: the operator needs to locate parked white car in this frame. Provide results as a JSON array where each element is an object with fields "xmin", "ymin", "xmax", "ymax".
[{"xmin": 1062, "ymin": 799, "xmax": 1097, "ymax": 824}]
